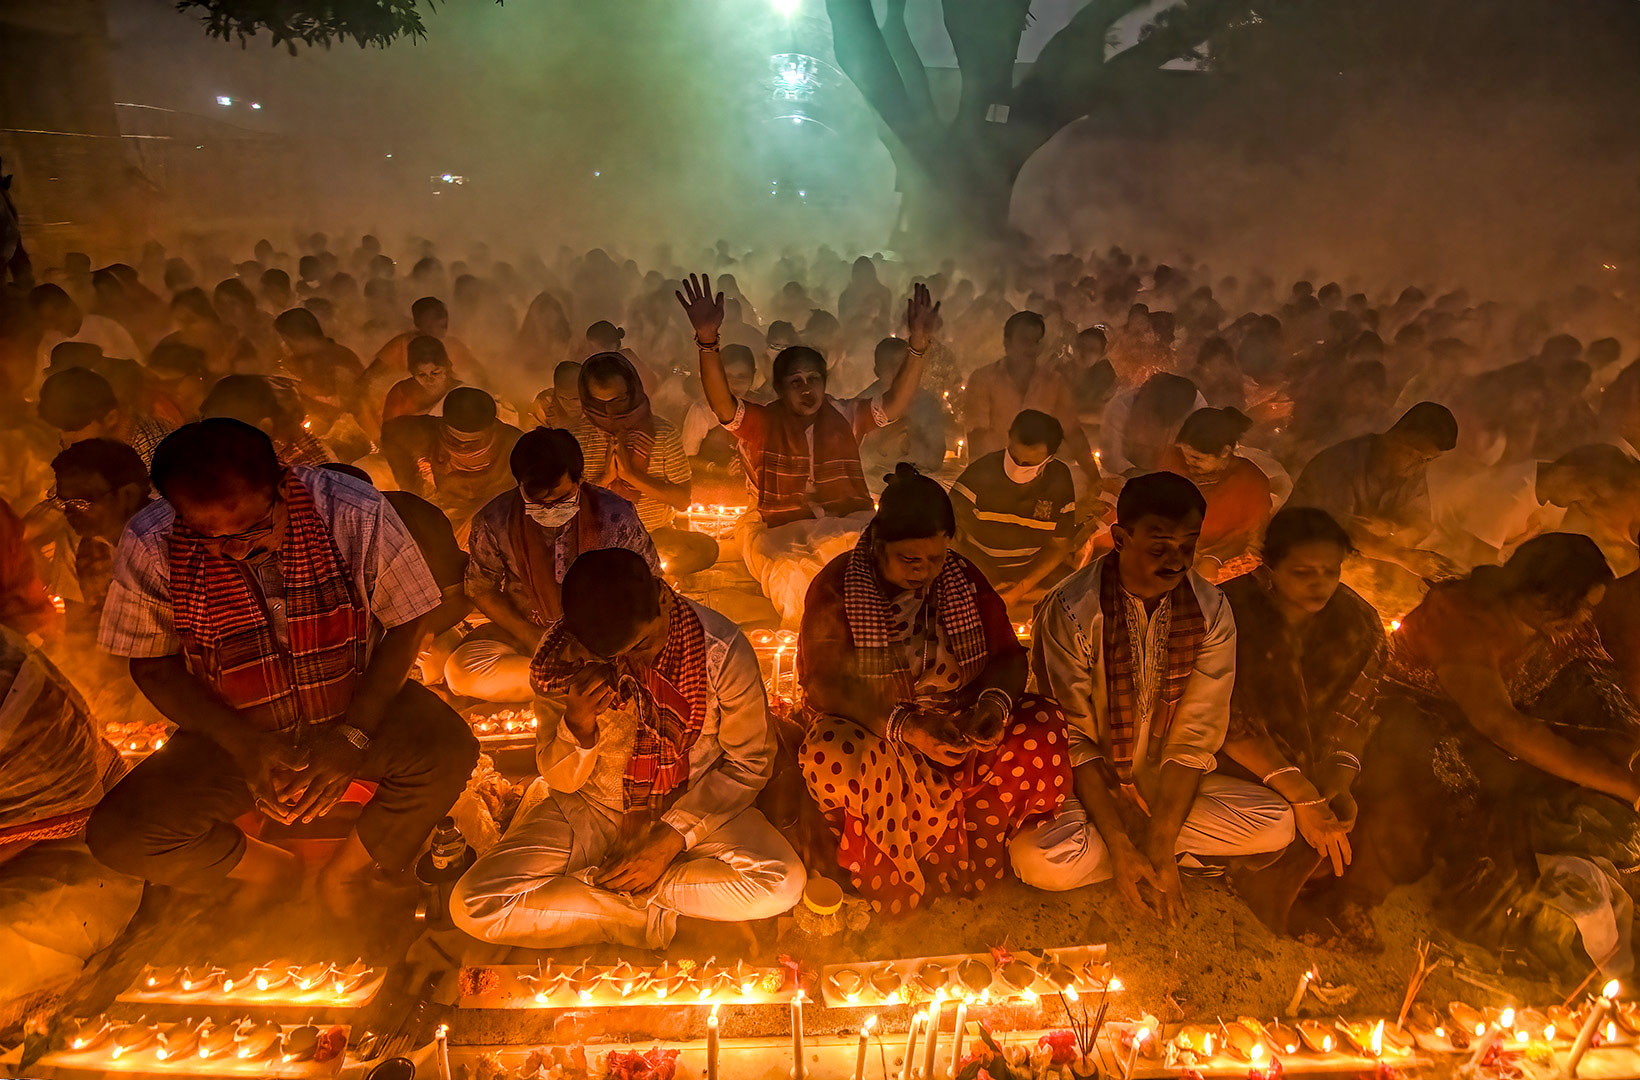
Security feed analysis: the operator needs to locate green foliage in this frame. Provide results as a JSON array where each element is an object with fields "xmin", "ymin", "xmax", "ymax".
[{"xmin": 173, "ymin": 0, "xmax": 498, "ymax": 51}]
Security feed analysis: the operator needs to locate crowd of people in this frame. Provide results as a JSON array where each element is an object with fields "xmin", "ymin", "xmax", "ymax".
[{"xmin": 0, "ymin": 231, "xmax": 1636, "ymax": 1022}]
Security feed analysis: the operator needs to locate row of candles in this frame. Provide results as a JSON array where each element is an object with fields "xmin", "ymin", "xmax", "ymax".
[
  {"xmin": 135, "ymin": 959, "xmax": 375, "ymax": 1002},
  {"xmin": 63, "ymin": 1015, "xmax": 344, "ymax": 1065}
]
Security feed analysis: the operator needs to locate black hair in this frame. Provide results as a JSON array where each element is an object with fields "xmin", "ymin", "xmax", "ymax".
[
  {"xmin": 720, "ymin": 343, "xmax": 756, "ymax": 371},
  {"xmin": 1261, "ymin": 506, "xmax": 1352, "ymax": 566},
  {"xmin": 772, "ymin": 345, "xmax": 827, "ymax": 386},
  {"xmin": 581, "ymin": 352, "xmax": 631, "ymax": 389},
  {"xmin": 586, "ymin": 320, "xmax": 624, "ymax": 348},
  {"xmin": 260, "ymin": 268, "xmax": 290, "ymax": 293},
  {"xmin": 444, "ymin": 387, "xmax": 498, "ymax": 432},
  {"xmin": 406, "ymin": 334, "xmax": 450, "ymax": 370},
  {"xmin": 873, "ymin": 336, "xmax": 909, "ymax": 370},
  {"xmin": 1004, "ymin": 310, "xmax": 1046, "ymax": 342},
  {"xmin": 1077, "ymin": 326, "xmax": 1108, "ymax": 350},
  {"xmin": 28, "ymin": 282, "xmax": 72, "ymax": 310},
  {"xmin": 170, "ymin": 287, "xmax": 219, "ymax": 322},
  {"xmin": 213, "ymin": 278, "xmax": 257, "ymax": 309},
  {"xmin": 201, "ymin": 374, "xmax": 280, "ymax": 426},
  {"xmin": 552, "ymin": 359, "xmax": 583, "ymax": 385},
  {"xmin": 51, "ymin": 437, "xmax": 149, "ymax": 493},
  {"xmin": 274, "ymin": 306, "xmax": 324, "ymax": 340},
  {"xmin": 873, "ymin": 463, "xmax": 955, "ymax": 541},
  {"xmin": 147, "ymin": 341, "xmax": 208, "ymax": 379},
  {"xmin": 767, "ymin": 319, "xmax": 798, "ymax": 344},
  {"xmin": 1176, "ymin": 407, "xmax": 1252, "ymax": 455},
  {"xmin": 150, "ymin": 418, "xmax": 282, "ymax": 504},
  {"xmin": 562, "ymin": 547, "xmax": 661, "ymax": 657},
  {"xmin": 38, "ymin": 367, "xmax": 117, "ymax": 431},
  {"xmin": 410, "ymin": 296, "xmax": 446, "ymax": 323},
  {"xmin": 1387, "ymin": 401, "xmax": 1459, "ymax": 452},
  {"xmin": 1492, "ymin": 532, "xmax": 1613, "ymax": 618},
  {"xmin": 1116, "ymin": 471, "xmax": 1206, "ymax": 529},
  {"xmin": 1009, "ymin": 408, "xmax": 1065, "ymax": 454},
  {"xmin": 510, "ymin": 427, "xmax": 584, "ymax": 490}
]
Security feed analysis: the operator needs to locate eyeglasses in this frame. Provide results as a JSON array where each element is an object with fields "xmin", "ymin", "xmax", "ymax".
[
  {"xmin": 47, "ymin": 487, "xmax": 102, "ymax": 515},
  {"xmin": 178, "ymin": 500, "xmax": 280, "ymax": 558}
]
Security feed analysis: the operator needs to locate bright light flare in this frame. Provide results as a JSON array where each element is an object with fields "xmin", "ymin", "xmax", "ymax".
[{"xmin": 771, "ymin": 0, "xmax": 799, "ymax": 15}]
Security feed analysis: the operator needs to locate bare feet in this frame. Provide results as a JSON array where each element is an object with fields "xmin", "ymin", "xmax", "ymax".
[
  {"xmin": 668, "ymin": 917, "xmax": 762, "ymax": 962},
  {"xmin": 224, "ymin": 837, "xmax": 302, "ymax": 919}
]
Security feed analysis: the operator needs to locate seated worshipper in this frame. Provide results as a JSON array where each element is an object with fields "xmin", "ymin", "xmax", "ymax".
[
  {"xmin": 532, "ymin": 359, "xmax": 584, "ymax": 429},
  {"xmin": 578, "ymin": 352, "xmax": 719, "ymax": 578},
  {"xmin": 965, "ymin": 311, "xmax": 1101, "ymax": 484},
  {"xmin": 451, "ymin": 548, "xmax": 805, "ymax": 949},
  {"xmin": 38, "ymin": 365, "xmax": 173, "ymax": 465},
  {"xmin": 211, "ymin": 278, "xmax": 282, "ymax": 369},
  {"xmin": 448, "ymin": 428, "xmax": 657, "ymax": 702},
  {"xmin": 1020, "ymin": 472, "xmax": 1295, "ymax": 919},
  {"xmin": 674, "ymin": 275, "xmax": 938, "ymax": 625},
  {"xmin": 1330, "ymin": 534, "xmax": 1640, "ymax": 964},
  {"xmin": 857, "ymin": 337, "xmax": 949, "ymax": 482},
  {"xmin": 358, "ymin": 297, "xmax": 479, "ymax": 440},
  {"xmin": 949, "ymin": 409, "xmax": 1078, "ymax": 612},
  {"xmin": 86, "ymin": 420, "xmax": 479, "ymax": 915},
  {"xmin": 0, "ymin": 630, "xmax": 142, "ymax": 1029},
  {"xmin": 381, "ymin": 335, "xmax": 460, "ymax": 424},
  {"xmin": 1288, "ymin": 402, "xmax": 1459, "ymax": 612},
  {"xmin": 273, "ymin": 306, "xmax": 365, "ymax": 431},
  {"xmin": 1540, "ymin": 444, "xmax": 1640, "ymax": 577},
  {"xmin": 160, "ymin": 287, "xmax": 255, "ymax": 377},
  {"xmin": 320, "ymin": 463, "xmax": 471, "ymax": 687},
  {"xmin": 1214, "ymin": 508, "xmax": 1386, "ymax": 934},
  {"xmin": 380, "ymin": 387, "xmax": 523, "ymax": 535},
  {"xmin": 683, "ymin": 344, "xmax": 755, "ymax": 470},
  {"xmin": 142, "ymin": 341, "xmax": 211, "ymax": 429},
  {"xmin": 29, "ymin": 282, "xmax": 140, "ymax": 386},
  {"xmin": 1159, "ymin": 407, "xmax": 1272, "ymax": 582},
  {"xmin": 202, "ymin": 373, "xmax": 336, "ymax": 466},
  {"xmin": 797, "ymin": 466, "xmax": 1070, "ymax": 914},
  {"xmin": 0, "ymin": 498, "xmax": 57, "ymax": 639},
  {"xmin": 1101, "ymin": 373, "xmax": 1204, "ymax": 476},
  {"xmin": 46, "ymin": 438, "xmax": 152, "ymax": 632}
]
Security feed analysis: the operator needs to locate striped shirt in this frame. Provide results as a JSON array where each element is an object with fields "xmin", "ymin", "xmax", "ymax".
[
  {"xmin": 950, "ymin": 451, "xmax": 1076, "ymax": 573},
  {"xmin": 568, "ymin": 414, "xmax": 692, "ymax": 532}
]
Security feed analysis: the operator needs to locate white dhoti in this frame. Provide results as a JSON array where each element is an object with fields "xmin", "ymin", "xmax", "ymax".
[
  {"xmin": 735, "ymin": 510, "xmax": 873, "ymax": 627},
  {"xmin": 1007, "ymin": 777, "xmax": 1295, "ymax": 891},
  {"xmin": 450, "ymin": 791, "xmax": 806, "ymax": 950}
]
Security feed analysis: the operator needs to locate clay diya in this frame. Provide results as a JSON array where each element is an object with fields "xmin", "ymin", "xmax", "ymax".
[
  {"xmin": 153, "ymin": 1020, "xmax": 200, "ymax": 1061},
  {"xmin": 1296, "ymin": 1020, "xmax": 1337, "ymax": 1054},
  {"xmin": 65, "ymin": 1016, "xmax": 113, "ymax": 1052},
  {"xmin": 196, "ymin": 1020, "xmax": 237, "ymax": 1059},
  {"xmin": 1217, "ymin": 1020, "xmax": 1265, "ymax": 1062},
  {"xmin": 282, "ymin": 1024, "xmax": 320, "ymax": 1062},
  {"xmin": 869, "ymin": 965, "xmax": 904, "ymax": 1003},
  {"xmin": 1261, "ymin": 1019, "xmax": 1302, "ymax": 1056},
  {"xmin": 219, "ymin": 964, "xmax": 261, "ymax": 994},
  {"xmin": 235, "ymin": 1018, "xmax": 283, "ymax": 1060},
  {"xmin": 648, "ymin": 961, "xmax": 689, "ymax": 999},
  {"xmin": 140, "ymin": 965, "xmax": 182, "ymax": 992},
  {"xmin": 177, "ymin": 965, "xmax": 224, "ymax": 993},
  {"xmin": 957, "ymin": 957, "xmax": 993, "ymax": 997},
  {"xmin": 997, "ymin": 955, "xmax": 1038, "ymax": 994},
  {"xmin": 727, "ymin": 959, "xmax": 760, "ymax": 997},
  {"xmin": 331, "ymin": 959, "xmax": 374, "ymax": 995},
  {"xmin": 293, "ymin": 961, "xmax": 333, "ymax": 991},
  {"xmin": 912, "ymin": 962, "xmax": 949, "ymax": 996},
  {"xmin": 607, "ymin": 961, "xmax": 645, "ymax": 998},
  {"xmin": 1336, "ymin": 1019, "xmax": 1383, "ymax": 1056},
  {"xmin": 254, "ymin": 962, "xmax": 294, "ymax": 992},
  {"xmin": 829, "ymin": 967, "xmax": 867, "ymax": 1004},
  {"xmin": 109, "ymin": 1020, "xmax": 158, "ymax": 1059},
  {"xmin": 563, "ymin": 962, "xmax": 604, "ymax": 1002},
  {"xmin": 1448, "ymin": 1002, "xmax": 1489, "ymax": 1040}
]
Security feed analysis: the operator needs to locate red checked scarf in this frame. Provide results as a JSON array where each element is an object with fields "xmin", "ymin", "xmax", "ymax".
[
  {"xmin": 528, "ymin": 588, "xmax": 709, "ymax": 823},
  {"xmin": 842, "ymin": 524, "xmax": 989, "ymax": 698},
  {"xmin": 168, "ymin": 473, "xmax": 366, "ymax": 734},
  {"xmin": 741, "ymin": 401, "xmax": 874, "ymax": 527},
  {"xmin": 1098, "ymin": 554, "xmax": 1207, "ymax": 781},
  {"xmin": 580, "ymin": 352, "xmax": 657, "ymax": 508}
]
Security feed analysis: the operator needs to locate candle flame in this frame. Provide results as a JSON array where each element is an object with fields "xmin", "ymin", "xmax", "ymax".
[
  {"xmin": 1322, "ymin": 1036, "xmax": 1334, "ymax": 1052},
  {"xmin": 740, "ymin": 982, "xmax": 756, "ymax": 997},
  {"xmin": 1109, "ymin": 977, "xmax": 1124, "ymax": 991},
  {"xmin": 1203, "ymin": 1032, "xmax": 1215, "ymax": 1056},
  {"xmin": 1371, "ymin": 1019, "xmax": 1384, "ymax": 1056},
  {"xmin": 1065, "ymin": 986, "xmax": 1080, "ymax": 1003},
  {"xmin": 795, "ymin": 989, "xmax": 807, "ymax": 1004},
  {"xmin": 198, "ymin": 1047, "xmax": 211, "ymax": 1059},
  {"xmin": 222, "ymin": 978, "xmax": 235, "ymax": 992},
  {"xmin": 864, "ymin": 1015, "xmax": 878, "ymax": 1033},
  {"xmin": 710, "ymin": 1004, "xmax": 720, "ymax": 1021},
  {"xmin": 435, "ymin": 1024, "xmax": 450, "ymax": 1040},
  {"xmin": 1251, "ymin": 1043, "xmax": 1265, "ymax": 1062},
  {"xmin": 578, "ymin": 990, "xmax": 593, "ymax": 1003},
  {"xmin": 1546, "ymin": 1024, "xmax": 1557, "ymax": 1041},
  {"xmin": 1500, "ymin": 1008, "xmax": 1515, "ymax": 1029},
  {"xmin": 110, "ymin": 1046, "xmax": 124, "ymax": 1059},
  {"xmin": 1021, "ymin": 988, "xmax": 1038, "ymax": 1004},
  {"xmin": 1434, "ymin": 1027, "xmax": 1445, "ymax": 1038},
  {"xmin": 845, "ymin": 992, "xmax": 860, "ymax": 1005},
  {"xmin": 1474, "ymin": 1022, "xmax": 1486, "ymax": 1038},
  {"xmin": 655, "ymin": 985, "xmax": 669, "ymax": 1000},
  {"xmin": 1604, "ymin": 980, "xmax": 1623, "ymax": 1000},
  {"xmin": 1607, "ymin": 1021, "xmax": 1618, "ymax": 1043},
  {"xmin": 535, "ymin": 991, "xmax": 549, "ymax": 1004},
  {"xmin": 155, "ymin": 1048, "xmax": 169, "ymax": 1061}
]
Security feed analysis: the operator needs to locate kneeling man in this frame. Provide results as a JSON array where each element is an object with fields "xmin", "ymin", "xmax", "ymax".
[
  {"xmin": 452, "ymin": 548, "xmax": 805, "ymax": 949},
  {"xmin": 87, "ymin": 419, "xmax": 479, "ymax": 915},
  {"xmin": 1016, "ymin": 471, "xmax": 1293, "ymax": 919}
]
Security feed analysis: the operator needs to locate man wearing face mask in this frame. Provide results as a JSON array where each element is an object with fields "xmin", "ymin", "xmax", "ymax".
[
  {"xmin": 88, "ymin": 419, "xmax": 478, "ymax": 919},
  {"xmin": 451, "ymin": 547, "xmax": 804, "ymax": 949},
  {"xmin": 379, "ymin": 387, "xmax": 523, "ymax": 537},
  {"xmin": 950, "ymin": 409, "xmax": 1078, "ymax": 614},
  {"xmin": 1017, "ymin": 472, "xmax": 1294, "ymax": 922},
  {"xmin": 448, "ymin": 427, "xmax": 658, "ymax": 703},
  {"xmin": 676, "ymin": 274, "xmax": 938, "ymax": 626}
]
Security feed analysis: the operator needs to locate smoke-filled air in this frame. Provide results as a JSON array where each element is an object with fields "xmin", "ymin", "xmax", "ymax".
[{"xmin": 2, "ymin": 0, "xmax": 1639, "ymax": 1078}]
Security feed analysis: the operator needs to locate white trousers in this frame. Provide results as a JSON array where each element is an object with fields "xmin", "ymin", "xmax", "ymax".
[
  {"xmin": 444, "ymin": 634, "xmax": 534, "ymax": 703},
  {"xmin": 450, "ymin": 792, "xmax": 806, "ymax": 949},
  {"xmin": 1008, "ymin": 777, "xmax": 1295, "ymax": 891},
  {"xmin": 736, "ymin": 511, "xmax": 873, "ymax": 627}
]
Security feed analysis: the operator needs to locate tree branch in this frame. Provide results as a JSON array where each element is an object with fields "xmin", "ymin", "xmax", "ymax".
[
  {"xmin": 825, "ymin": 0, "xmax": 933, "ymax": 150},
  {"xmin": 942, "ymin": 0, "xmax": 1033, "ymax": 128},
  {"xmin": 882, "ymin": 0, "xmax": 937, "ymax": 123}
]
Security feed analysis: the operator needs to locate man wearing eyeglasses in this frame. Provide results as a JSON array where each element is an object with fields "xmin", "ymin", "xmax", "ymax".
[
  {"xmin": 86, "ymin": 418, "xmax": 479, "ymax": 919},
  {"xmin": 446, "ymin": 426, "xmax": 657, "ymax": 703}
]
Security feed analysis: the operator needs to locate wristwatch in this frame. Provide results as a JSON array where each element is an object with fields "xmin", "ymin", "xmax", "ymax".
[{"xmin": 333, "ymin": 724, "xmax": 372, "ymax": 752}]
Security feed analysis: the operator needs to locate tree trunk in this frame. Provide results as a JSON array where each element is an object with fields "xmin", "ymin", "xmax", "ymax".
[{"xmin": 889, "ymin": 130, "xmax": 1023, "ymax": 258}]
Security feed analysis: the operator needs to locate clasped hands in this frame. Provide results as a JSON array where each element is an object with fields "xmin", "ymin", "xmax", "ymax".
[
  {"xmin": 237, "ymin": 725, "xmax": 366, "ymax": 826},
  {"xmin": 898, "ymin": 693, "xmax": 1008, "ymax": 767}
]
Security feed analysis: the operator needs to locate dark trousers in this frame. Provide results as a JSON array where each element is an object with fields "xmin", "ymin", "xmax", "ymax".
[{"xmin": 86, "ymin": 681, "xmax": 479, "ymax": 890}]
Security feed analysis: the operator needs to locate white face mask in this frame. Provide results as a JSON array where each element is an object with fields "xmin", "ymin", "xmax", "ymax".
[
  {"xmin": 524, "ymin": 488, "xmax": 579, "ymax": 529},
  {"xmin": 1003, "ymin": 449, "xmax": 1049, "ymax": 485}
]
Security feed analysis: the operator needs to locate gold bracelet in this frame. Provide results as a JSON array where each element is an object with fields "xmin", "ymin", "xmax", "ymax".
[{"xmin": 695, "ymin": 337, "xmax": 721, "ymax": 349}]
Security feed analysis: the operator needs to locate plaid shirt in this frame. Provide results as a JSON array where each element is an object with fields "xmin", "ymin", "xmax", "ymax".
[
  {"xmin": 100, "ymin": 467, "xmax": 440, "ymax": 661},
  {"xmin": 725, "ymin": 395, "xmax": 884, "ymax": 527}
]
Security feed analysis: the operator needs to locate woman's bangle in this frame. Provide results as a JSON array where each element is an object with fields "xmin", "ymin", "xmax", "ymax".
[
  {"xmin": 977, "ymin": 687, "xmax": 1012, "ymax": 718},
  {"xmin": 886, "ymin": 703, "xmax": 915, "ymax": 745},
  {"xmin": 1260, "ymin": 765, "xmax": 1301, "ymax": 785},
  {"xmin": 1290, "ymin": 797, "xmax": 1329, "ymax": 808},
  {"xmin": 695, "ymin": 336, "xmax": 721, "ymax": 350}
]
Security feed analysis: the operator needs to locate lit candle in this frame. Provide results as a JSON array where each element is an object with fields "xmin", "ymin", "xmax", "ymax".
[
  {"xmin": 434, "ymin": 1022, "xmax": 451, "ymax": 1080},
  {"xmin": 947, "ymin": 998, "xmax": 968, "ymax": 1078},
  {"xmin": 900, "ymin": 1013, "xmax": 925, "ymax": 1080},
  {"xmin": 1123, "ymin": 1027, "xmax": 1151, "ymax": 1080},
  {"xmin": 1566, "ymin": 981, "xmax": 1622, "ymax": 1078},
  {"xmin": 922, "ymin": 991, "xmax": 943, "ymax": 1078},
  {"xmin": 791, "ymin": 989, "xmax": 806, "ymax": 1080},
  {"xmin": 707, "ymin": 1005, "xmax": 720, "ymax": 1080},
  {"xmin": 1286, "ymin": 969, "xmax": 1316, "ymax": 1015},
  {"xmin": 855, "ymin": 1015, "xmax": 877, "ymax": 1080}
]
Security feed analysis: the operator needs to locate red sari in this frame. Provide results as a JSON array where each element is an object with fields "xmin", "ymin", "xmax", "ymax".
[{"xmin": 798, "ymin": 534, "xmax": 1069, "ymax": 913}]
